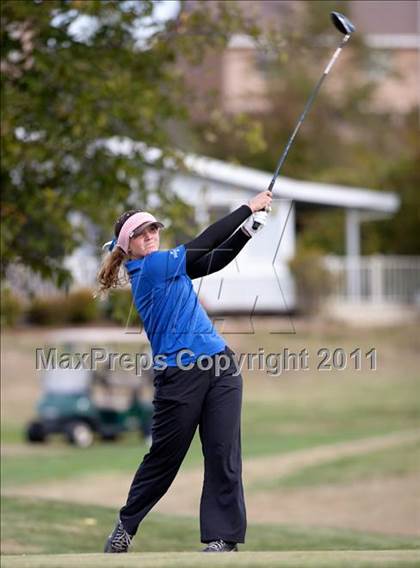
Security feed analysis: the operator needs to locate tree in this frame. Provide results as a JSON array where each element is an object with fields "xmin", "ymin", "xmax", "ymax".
[
  {"xmin": 1, "ymin": 0, "xmax": 259, "ymax": 285},
  {"xmin": 189, "ymin": 0, "xmax": 419, "ymax": 255},
  {"xmin": 366, "ymin": 109, "xmax": 420, "ymax": 254}
]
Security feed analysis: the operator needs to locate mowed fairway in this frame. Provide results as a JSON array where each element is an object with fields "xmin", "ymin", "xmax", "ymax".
[
  {"xmin": 1, "ymin": 321, "xmax": 420, "ymax": 566},
  {"xmin": 2, "ymin": 551, "xmax": 420, "ymax": 568}
]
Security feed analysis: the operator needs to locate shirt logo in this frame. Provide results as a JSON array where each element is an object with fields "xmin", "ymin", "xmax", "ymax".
[{"xmin": 170, "ymin": 248, "xmax": 180, "ymax": 259}]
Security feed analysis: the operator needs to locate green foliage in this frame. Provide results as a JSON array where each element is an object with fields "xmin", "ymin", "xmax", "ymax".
[
  {"xmin": 364, "ymin": 111, "xmax": 420, "ymax": 254},
  {"xmin": 27, "ymin": 288, "xmax": 98, "ymax": 325},
  {"xmin": 297, "ymin": 209, "xmax": 345, "ymax": 255},
  {"xmin": 26, "ymin": 297, "xmax": 64, "ymax": 326},
  {"xmin": 161, "ymin": 192, "xmax": 199, "ymax": 244},
  {"xmin": 63, "ymin": 288, "xmax": 99, "ymax": 323},
  {"xmin": 103, "ymin": 288, "xmax": 141, "ymax": 327},
  {"xmin": 0, "ymin": 286, "xmax": 24, "ymax": 327},
  {"xmin": 193, "ymin": 110, "xmax": 267, "ymax": 165},
  {"xmin": 1, "ymin": 0, "xmax": 258, "ymax": 286},
  {"xmin": 191, "ymin": 0, "xmax": 419, "ymax": 255},
  {"xmin": 192, "ymin": 0, "xmax": 368, "ymax": 175},
  {"xmin": 289, "ymin": 247, "xmax": 334, "ymax": 313}
]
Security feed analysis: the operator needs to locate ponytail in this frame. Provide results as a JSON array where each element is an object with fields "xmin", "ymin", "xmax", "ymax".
[
  {"xmin": 95, "ymin": 247, "xmax": 129, "ymax": 298},
  {"xmin": 94, "ymin": 209, "xmax": 141, "ymax": 298}
]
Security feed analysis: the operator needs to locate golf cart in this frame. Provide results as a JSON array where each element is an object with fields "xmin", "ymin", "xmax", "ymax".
[{"xmin": 26, "ymin": 341, "xmax": 154, "ymax": 448}]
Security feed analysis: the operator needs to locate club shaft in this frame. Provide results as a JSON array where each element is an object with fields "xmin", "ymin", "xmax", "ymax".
[
  {"xmin": 267, "ymin": 34, "xmax": 350, "ymax": 193},
  {"xmin": 253, "ymin": 34, "xmax": 351, "ymax": 230}
]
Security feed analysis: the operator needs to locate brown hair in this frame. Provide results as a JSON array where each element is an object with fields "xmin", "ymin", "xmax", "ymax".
[{"xmin": 95, "ymin": 210, "xmax": 141, "ymax": 297}]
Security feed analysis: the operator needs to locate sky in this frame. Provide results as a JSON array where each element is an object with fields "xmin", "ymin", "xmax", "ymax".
[{"xmin": 67, "ymin": 0, "xmax": 181, "ymax": 47}]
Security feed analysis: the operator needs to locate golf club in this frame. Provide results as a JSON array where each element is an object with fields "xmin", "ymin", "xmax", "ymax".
[{"xmin": 252, "ymin": 11, "xmax": 356, "ymax": 229}]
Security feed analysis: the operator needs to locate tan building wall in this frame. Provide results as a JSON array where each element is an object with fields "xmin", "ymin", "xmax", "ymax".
[
  {"xmin": 371, "ymin": 48, "xmax": 419, "ymax": 112},
  {"xmin": 221, "ymin": 43, "xmax": 269, "ymax": 114},
  {"xmin": 350, "ymin": 0, "xmax": 418, "ymax": 35},
  {"xmin": 350, "ymin": 0, "xmax": 419, "ymax": 112}
]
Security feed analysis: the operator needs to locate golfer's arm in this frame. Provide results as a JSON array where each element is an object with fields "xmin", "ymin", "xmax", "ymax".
[
  {"xmin": 186, "ymin": 228, "xmax": 251, "ymax": 280},
  {"xmin": 184, "ymin": 205, "xmax": 252, "ymax": 265}
]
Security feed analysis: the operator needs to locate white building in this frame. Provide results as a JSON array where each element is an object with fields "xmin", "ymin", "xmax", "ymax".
[
  {"xmin": 65, "ymin": 143, "xmax": 406, "ymax": 315},
  {"xmin": 167, "ymin": 153, "xmax": 400, "ymax": 313}
]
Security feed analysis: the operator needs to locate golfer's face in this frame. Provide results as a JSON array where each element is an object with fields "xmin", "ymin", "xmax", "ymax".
[{"xmin": 129, "ymin": 225, "xmax": 160, "ymax": 258}]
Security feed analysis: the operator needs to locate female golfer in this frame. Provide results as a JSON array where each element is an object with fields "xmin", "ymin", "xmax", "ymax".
[{"xmin": 98, "ymin": 190, "xmax": 272, "ymax": 553}]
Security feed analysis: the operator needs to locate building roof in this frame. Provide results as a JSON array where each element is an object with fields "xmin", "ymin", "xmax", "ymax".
[
  {"xmin": 104, "ymin": 137, "xmax": 400, "ymax": 215},
  {"xmin": 182, "ymin": 153, "xmax": 400, "ymax": 214}
]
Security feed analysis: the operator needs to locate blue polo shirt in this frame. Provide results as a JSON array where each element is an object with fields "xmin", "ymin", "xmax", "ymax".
[{"xmin": 126, "ymin": 245, "xmax": 225, "ymax": 367}]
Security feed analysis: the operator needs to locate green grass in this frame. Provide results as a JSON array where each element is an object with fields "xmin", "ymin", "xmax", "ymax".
[
  {"xmin": 252, "ymin": 440, "xmax": 420, "ymax": 491},
  {"xmin": 1, "ymin": 437, "xmax": 149, "ymax": 488},
  {"xmin": 3, "ymin": 418, "xmax": 419, "ymax": 492},
  {"xmin": 241, "ymin": 391, "xmax": 420, "ymax": 460},
  {"xmin": 1, "ymin": 425, "xmax": 26, "ymax": 445},
  {"xmin": 3, "ymin": 369, "xmax": 420, "ymax": 488},
  {"xmin": 2, "ymin": 497, "xmax": 420, "ymax": 557},
  {"xmin": 2, "ymin": 551, "xmax": 420, "ymax": 568},
  {"xmin": 2, "ymin": 326, "xmax": 420, "ymax": 565},
  {"xmin": 240, "ymin": 370, "xmax": 420, "ymax": 461}
]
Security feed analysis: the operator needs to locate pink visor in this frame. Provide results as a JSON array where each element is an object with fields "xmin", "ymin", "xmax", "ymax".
[{"xmin": 117, "ymin": 212, "xmax": 164, "ymax": 254}]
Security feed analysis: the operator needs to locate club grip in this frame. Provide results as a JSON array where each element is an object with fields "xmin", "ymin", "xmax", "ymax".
[
  {"xmin": 252, "ymin": 193, "xmax": 275, "ymax": 231},
  {"xmin": 252, "ymin": 203, "xmax": 271, "ymax": 230}
]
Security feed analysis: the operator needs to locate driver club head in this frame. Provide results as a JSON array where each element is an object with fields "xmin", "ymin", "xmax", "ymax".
[{"xmin": 330, "ymin": 11, "xmax": 356, "ymax": 35}]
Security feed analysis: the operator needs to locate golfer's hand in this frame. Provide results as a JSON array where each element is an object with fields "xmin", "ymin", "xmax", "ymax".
[
  {"xmin": 248, "ymin": 191, "xmax": 272, "ymax": 213},
  {"xmin": 242, "ymin": 210, "xmax": 268, "ymax": 237}
]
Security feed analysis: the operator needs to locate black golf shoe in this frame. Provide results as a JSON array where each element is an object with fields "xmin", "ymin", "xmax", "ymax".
[
  {"xmin": 104, "ymin": 519, "xmax": 133, "ymax": 553},
  {"xmin": 202, "ymin": 539, "xmax": 238, "ymax": 552}
]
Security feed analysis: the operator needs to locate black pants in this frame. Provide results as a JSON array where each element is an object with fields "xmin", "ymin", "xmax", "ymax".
[{"xmin": 119, "ymin": 346, "xmax": 247, "ymax": 543}]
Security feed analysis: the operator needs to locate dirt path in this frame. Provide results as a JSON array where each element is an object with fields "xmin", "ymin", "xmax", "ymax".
[
  {"xmin": 1, "ymin": 444, "xmax": 67, "ymax": 457},
  {"xmin": 249, "ymin": 472, "xmax": 420, "ymax": 535},
  {"xmin": 4, "ymin": 429, "xmax": 420, "ymax": 536},
  {"xmin": 243, "ymin": 429, "xmax": 420, "ymax": 480}
]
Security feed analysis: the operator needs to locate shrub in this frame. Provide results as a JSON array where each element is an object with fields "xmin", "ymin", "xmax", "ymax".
[
  {"xmin": 27, "ymin": 296, "xmax": 67, "ymax": 325},
  {"xmin": 27, "ymin": 288, "xmax": 98, "ymax": 325},
  {"xmin": 289, "ymin": 248, "xmax": 334, "ymax": 314},
  {"xmin": 64, "ymin": 289, "xmax": 99, "ymax": 323},
  {"xmin": 1, "ymin": 287, "xmax": 24, "ymax": 327},
  {"xmin": 104, "ymin": 288, "xmax": 141, "ymax": 327}
]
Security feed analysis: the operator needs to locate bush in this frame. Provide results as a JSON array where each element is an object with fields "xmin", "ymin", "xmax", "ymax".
[
  {"xmin": 289, "ymin": 248, "xmax": 334, "ymax": 314},
  {"xmin": 103, "ymin": 288, "xmax": 141, "ymax": 327},
  {"xmin": 27, "ymin": 296, "xmax": 66, "ymax": 325},
  {"xmin": 27, "ymin": 288, "xmax": 98, "ymax": 325},
  {"xmin": 64, "ymin": 289, "xmax": 99, "ymax": 323},
  {"xmin": 1, "ymin": 287, "xmax": 24, "ymax": 327},
  {"xmin": 25, "ymin": 288, "xmax": 141, "ymax": 327}
]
